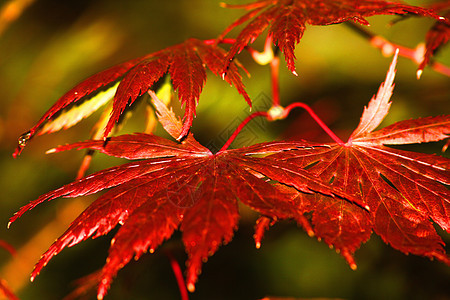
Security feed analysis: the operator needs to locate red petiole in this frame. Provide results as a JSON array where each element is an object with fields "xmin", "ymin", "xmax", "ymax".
[
  {"xmin": 166, "ymin": 252, "xmax": 189, "ymax": 300},
  {"xmin": 219, "ymin": 100, "xmax": 344, "ymax": 153}
]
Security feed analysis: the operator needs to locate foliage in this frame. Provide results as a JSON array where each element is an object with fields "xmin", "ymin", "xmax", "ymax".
[{"xmin": 3, "ymin": 0, "xmax": 450, "ymax": 299}]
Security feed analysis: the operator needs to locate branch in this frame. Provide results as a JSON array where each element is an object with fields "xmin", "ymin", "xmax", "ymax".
[
  {"xmin": 345, "ymin": 22, "xmax": 450, "ymax": 79},
  {"xmin": 282, "ymin": 102, "xmax": 345, "ymax": 145},
  {"xmin": 166, "ymin": 252, "xmax": 189, "ymax": 299},
  {"xmin": 218, "ymin": 111, "xmax": 269, "ymax": 153}
]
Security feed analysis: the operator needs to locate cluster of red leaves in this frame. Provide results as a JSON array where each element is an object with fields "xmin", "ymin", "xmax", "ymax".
[
  {"xmin": 10, "ymin": 93, "xmax": 363, "ymax": 298},
  {"xmin": 13, "ymin": 38, "xmax": 251, "ymax": 157},
  {"xmin": 13, "ymin": 0, "xmax": 447, "ymax": 158},
  {"xmin": 258, "ymin": 56, "xmax": 450, "ymax": 266},
  {"xmin": 9, "ymin": 1, "xmax": 450, "ymax": 299},
  {"xmin": 10, "ymin": 52, "xmax": 450, "ymax": 299},
  {"xmin": 219, "ymin": 0, "xmax": 444, "ymax": 74}
]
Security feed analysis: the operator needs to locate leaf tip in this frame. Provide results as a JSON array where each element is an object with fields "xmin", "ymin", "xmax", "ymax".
[
  {"xmin": 12, "ymin": 147, "xmax": 22, "ymax": 158},
  {"xmin": 254, "ymin": 216, "xmax": 271, "ymax": 249},
  {"xmin": 46, "ymin": 148, "xmax": 57, "ymax": 154},
  {"xmin": 97, "ymin": 278, "xmax": 109, "ymax": 300},
  {"xmin": 342, "ymin": 249, "xmax": 357, "ymax": 270},
  {"xmin": 187, "ymin": 282, "xmax": 196, "ymax": 293},
  {"xmin": 392, "ymin": 48, "xmax": 399, "ymax": 66},
  {"xmin": 416, "ymin": 69, "xmax": 423, "ymax": 80}
]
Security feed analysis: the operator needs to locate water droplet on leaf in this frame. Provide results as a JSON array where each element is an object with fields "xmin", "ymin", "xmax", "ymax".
[{"xmin": 18, "ymin": 131, "xmax": 31, "ymax": 147}]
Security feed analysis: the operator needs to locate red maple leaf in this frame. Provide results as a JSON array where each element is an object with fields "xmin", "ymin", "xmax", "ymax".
[
  {"xmin": 9, "ymin": 94, "xmax": 361, "ymax": 299},
  {"xmin": 220, "ymin": 0, "xmax": 443, "ymax": 74},
  {"xmin": 254, "ymin": 52, "xmax": 450, "ymax": 267},
  {"xmin": 13, "ymin": 38, "xmax": 251, "ymax": 157},
  {"xmin": 418, "ymin": 3, "xmax": 450, "ymax": 73}
]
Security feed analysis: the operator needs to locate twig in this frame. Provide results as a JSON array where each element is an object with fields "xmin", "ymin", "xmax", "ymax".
[{"xmin": 345, "ymin": 22, "xmax": 450, "ymax": 79}]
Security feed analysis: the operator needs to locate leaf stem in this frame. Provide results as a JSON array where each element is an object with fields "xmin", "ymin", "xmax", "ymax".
[
  {"xmin": 345, "ymin": 22, "xmax": 450, "ymax": 78},
  {"xmin": 270, "ymin": 54, "xmax": 280, "ymax": 107},
  {"xmin": 219, "ymin": 101, "xmax": 344, "ymax": 152},
  {"xmin": 166, "ymin": 252, "xmax": 189, "ymax": 300},
  {"xmin": 283, "ymin": 102, "xmax": 345, "ymax": 145},
  {"xmin": 245, "ymin": 35, "xmax": 280, "ymax": 107},
  {"xmin": 218, "ymin": 111, "xmax": 269, "ymax": 153}
]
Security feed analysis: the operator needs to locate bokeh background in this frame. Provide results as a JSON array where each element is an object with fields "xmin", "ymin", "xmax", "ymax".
[{"xmin": 0, "ymin": 0, "xmax": 449, "ymax": 299}]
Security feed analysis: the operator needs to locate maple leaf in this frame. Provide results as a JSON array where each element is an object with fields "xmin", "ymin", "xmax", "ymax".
[
  {"xmin": 254, "ymin": 51, "xmax": 450, "ymax": 267},
  {"xmin": 9, "ymin": 92, "xmax": 363, "ymax": 299},
  {"xmin": 220, "ymin": 0, "xmax": 443, "ymax": 74},
  {"xmin": 13, "ymin": 38, "xmax": 251, "ymax": 157},
  {"xmin": 418, "ymin": 3, "xmax": 450, "ymax": 74}
]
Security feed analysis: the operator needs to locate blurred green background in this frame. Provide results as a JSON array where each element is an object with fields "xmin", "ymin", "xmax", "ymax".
[{"xmin": 0, "ymin": 0, "xmax": 449, "ymax": 299}]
